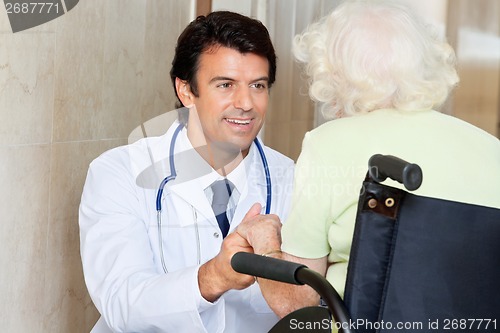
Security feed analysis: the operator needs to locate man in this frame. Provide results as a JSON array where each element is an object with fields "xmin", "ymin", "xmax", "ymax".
[{"xmin": 79, "ymin": 11, "xmax": 294, "ymax": 333}]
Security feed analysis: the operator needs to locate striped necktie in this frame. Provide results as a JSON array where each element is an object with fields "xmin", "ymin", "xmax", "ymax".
[{"xmin": 210, "ymin": 179, "xmax": 234, "ymax": 238}]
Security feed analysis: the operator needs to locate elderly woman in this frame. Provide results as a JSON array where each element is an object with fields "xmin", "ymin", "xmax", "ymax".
[{"xmin": 237, "ymin": 0, "xmax": 500, "ymax": 319}]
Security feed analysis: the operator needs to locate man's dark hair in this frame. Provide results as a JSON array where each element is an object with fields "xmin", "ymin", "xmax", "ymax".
[{"xmin": 170, "ymin": 11, "xmax": 277, "ymax": 108}]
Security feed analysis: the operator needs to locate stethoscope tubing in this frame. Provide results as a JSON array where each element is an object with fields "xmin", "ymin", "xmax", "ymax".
[
  {"xmin": 156, "ymin": 123, "xmax": 184, "ymax": 212},
  {"xmin": 156, "ymin": 123, "xmax": 271, "ymax": 214},
  {"xmin": 253, "ymin": 138, "xmax": 272, "ymax": 214}
]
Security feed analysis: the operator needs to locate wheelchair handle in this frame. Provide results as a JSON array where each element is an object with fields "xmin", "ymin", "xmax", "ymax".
[
  {"xmin": 231, "ymin": 252, "xmax": 355, "ymax": 333},
  {"xmin": 368, "ymin": 154, "xmax": 423, "ymax": 191},
  {"xmin": 231, "ymin": 251, "xmax": 305, "ymax": 285}
]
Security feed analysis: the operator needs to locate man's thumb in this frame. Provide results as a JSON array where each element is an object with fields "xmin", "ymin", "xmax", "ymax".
[{"xmin": 244, "ymin": 203, "xmax": 262, "ymax": 219}]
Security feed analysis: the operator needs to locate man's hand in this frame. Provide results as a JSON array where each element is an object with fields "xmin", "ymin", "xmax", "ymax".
[
  {"xmin": 198, "ymin": 221, "xmax": 256, "ymax": 302},
  {"xmin": 198, "ymin": 203, "xmax": 284, "ymax": 302}
]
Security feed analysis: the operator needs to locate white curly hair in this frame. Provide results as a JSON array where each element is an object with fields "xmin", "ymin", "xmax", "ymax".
[{"xmin": 292, "ymin": 0, "xmax": 459, "ymax": 119}]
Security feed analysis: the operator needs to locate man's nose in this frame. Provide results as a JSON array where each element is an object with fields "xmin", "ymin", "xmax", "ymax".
[{"xmin": 233, "ymin": 87, "xmax": 253, "ymax": 111}]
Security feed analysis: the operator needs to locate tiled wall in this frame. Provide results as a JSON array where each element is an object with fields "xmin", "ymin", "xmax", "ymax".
[{"xmin": 0, "ymin": 1, "xmax": 193, "ymax": 331}]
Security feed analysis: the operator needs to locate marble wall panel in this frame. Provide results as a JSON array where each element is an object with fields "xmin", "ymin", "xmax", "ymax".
[
  {"xmin": 43, "ymin": 139, "xmax": 124, "ymax": 332},
  {"xmin": 0, "ymin": 33, "xmax": 55, "ymax": 145},
  {"xmin": 52, "ymin": 0, "xmax": 105, "ymax": 143},
  {"xmin": 0, "ymin": 5, "xmax": 12, "ymax": 32},
  {"xmin": 1, "ymin": 1, "xmax": 194, "ymax": 332},
  {"xmin": 0, "ymin": 145, "xmax": 51, "ymax": 331},
  {"xmin": 141, "ymin": 0, "xmax": 194, "ymax": 124},
  {"xmin": 101, "ymin": 0, "xmax": 147, "ymax": 140}
]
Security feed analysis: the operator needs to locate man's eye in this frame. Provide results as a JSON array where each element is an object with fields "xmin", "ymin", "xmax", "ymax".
[
  {"xmin": 218, "ymin": 83, "xmax": 232, "ymax": 88},
  {"xmin": 252, "ymin": 83, "xmax": 267, "ymax": 89}
]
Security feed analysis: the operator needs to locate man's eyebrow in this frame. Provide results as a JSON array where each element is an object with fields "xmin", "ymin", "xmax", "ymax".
[
  {"xmin": 252, "ymin": 76, "xmax": 270, "ymax": 83},
  {"xmin": 209, "ymin": 76, "xmax": 235, "ymax": 84},
  {"xmin": 209, "ymin": 76, "xmax": 270, "ymax": 84}
]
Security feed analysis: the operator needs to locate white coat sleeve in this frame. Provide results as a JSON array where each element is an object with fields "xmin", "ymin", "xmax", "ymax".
[{"xmin": 79, "ymin": 150, "xmax": 221, "ymax": 333}]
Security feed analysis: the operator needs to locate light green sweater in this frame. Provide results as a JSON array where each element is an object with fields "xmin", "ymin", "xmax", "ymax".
[{"xmin": 281, "ymin": 109, "xmax": 500, "ymax": 296}]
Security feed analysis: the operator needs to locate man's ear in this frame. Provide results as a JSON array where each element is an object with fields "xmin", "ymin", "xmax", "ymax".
[{"xmin": 175, "ymin": 78, "xmax": 194, "ymax": 108}]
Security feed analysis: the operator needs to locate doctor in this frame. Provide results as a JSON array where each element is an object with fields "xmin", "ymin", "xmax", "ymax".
[{"xmin": 79, "ymin": 11, "xmax": 294, "ymax": 333}]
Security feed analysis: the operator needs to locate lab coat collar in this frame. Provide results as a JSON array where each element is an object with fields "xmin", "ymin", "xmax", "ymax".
[{"xmin": 165, "ymin": 123, "xmax": 215, "ymax": 225}]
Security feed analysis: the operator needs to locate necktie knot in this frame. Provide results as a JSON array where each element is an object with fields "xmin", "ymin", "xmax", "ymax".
[{"xmin": 211, "ymin": 179, "xmax": 234, "ymax": 237}]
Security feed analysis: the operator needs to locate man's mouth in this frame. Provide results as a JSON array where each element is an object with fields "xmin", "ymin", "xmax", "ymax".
[{"xmin": 225, "ymin": 118, "xmax": 252, "ymax": 125}]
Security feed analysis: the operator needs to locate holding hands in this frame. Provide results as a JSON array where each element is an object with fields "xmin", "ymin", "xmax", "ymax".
[
  {"xmin": 199, "ymin": 203, "xmax": 283, "ymax": 302},
  {"xmin": 236, "ymin": 203, "xmax": 283, "ymax": 256}
]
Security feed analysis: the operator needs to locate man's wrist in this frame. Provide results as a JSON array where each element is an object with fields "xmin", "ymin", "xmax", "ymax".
[{"xmin": 198, "ymin": 259, "xmax": 227, "ymax": 302}]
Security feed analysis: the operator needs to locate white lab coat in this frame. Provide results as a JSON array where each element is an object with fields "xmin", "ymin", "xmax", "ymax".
[{"xmin": 79, "ymin": 121, "xmax": 294, "ymax": 333}]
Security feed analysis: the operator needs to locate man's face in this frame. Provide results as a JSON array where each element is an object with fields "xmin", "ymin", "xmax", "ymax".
[{"xmin": 184, "ymin": 46, "xmax": 270, "ymax": 159}]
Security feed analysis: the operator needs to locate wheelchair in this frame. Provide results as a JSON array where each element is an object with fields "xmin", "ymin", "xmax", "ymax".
[{"xmin": 232, "ymin": 154, "xmax": 500, "ymax": 333}]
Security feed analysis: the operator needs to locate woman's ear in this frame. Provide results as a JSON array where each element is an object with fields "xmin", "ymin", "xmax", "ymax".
[{"xmin": 175, "ymin": 78, "xmax": 194, "ymax": 108}]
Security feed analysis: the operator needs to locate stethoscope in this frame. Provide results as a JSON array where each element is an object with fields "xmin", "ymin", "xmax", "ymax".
[{"xmin": 156, "ymin": 122, "xmax": 272, "ymax": 273}]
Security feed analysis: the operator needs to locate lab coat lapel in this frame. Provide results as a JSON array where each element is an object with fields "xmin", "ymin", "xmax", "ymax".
[
  {"xmin": 169, "ymin": 180, "xmax": 214, "ymax": 226},
  {"xmin": 148, "ymin": 121, "xmax": 216, "ymax": 227}
]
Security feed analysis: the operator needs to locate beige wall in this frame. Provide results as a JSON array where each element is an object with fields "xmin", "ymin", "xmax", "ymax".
[
  {"xmin": 447, "ymin": 0, "xmax": 500, "ymax": 137},
  {"xmin": 0, "ymin": 1, "xmax": 193, "ymax": 331}
]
